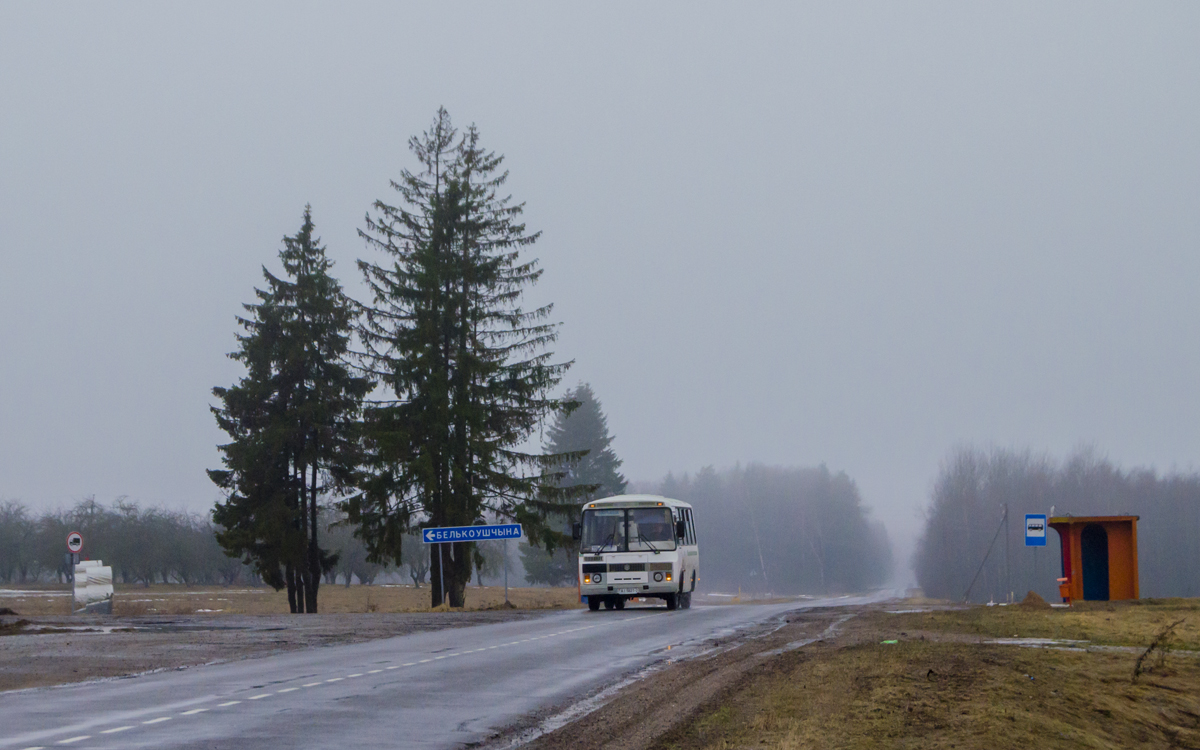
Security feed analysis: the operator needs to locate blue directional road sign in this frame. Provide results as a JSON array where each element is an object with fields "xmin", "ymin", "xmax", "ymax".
[
  {"xmin": 422, "ymin": 524, "xmax": 522, "ymax": 544},
  {"xmin": 1025, "ymin": 514, "xmax": 1047, "ymax": 547}
]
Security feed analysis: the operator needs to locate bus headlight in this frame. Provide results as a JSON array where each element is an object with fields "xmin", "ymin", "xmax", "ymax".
[
  {"xmin": 653, "ymin": 572, "xmax": 663, "ymax": 582},
  {"xmin": 588, "ymin": 573, "xmax": 601, "ymax": 584}
]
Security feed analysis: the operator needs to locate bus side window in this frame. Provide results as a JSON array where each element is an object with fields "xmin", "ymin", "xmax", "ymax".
[{"xmin": 685, "ymin": 509, "xmax": 696, "ymax": 545}]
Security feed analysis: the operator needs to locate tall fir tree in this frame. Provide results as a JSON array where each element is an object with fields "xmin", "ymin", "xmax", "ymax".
[
  {"xmin": 210, "ymin": 207, "xmax": 370, "ymax": 613},
  {"xmin": 521, "ymin": 383, "xmax": 627, "ymax": 585},
  {"xmin": 350, "ymin": 108, "xmax": 579, "ymax": 607}
]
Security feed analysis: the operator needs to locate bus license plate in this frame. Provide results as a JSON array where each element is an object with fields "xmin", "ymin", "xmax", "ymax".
[{"xmin": 617, "ymin": 587, "xmax": 638, "ymax": 595}]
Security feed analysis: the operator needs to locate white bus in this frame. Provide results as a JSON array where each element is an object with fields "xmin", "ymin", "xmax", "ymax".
[{"xmin": 572, "ymin": 494, "xmax": 699, "ymax": 611}]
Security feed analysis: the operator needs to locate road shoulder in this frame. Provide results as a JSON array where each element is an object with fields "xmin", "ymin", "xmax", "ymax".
[{"xmin": 509, "ymin": 599, "xmax": 1200, "ymax": 750}]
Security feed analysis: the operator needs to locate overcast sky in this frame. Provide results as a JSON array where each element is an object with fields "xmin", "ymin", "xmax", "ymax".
[{"xmin": 3, "ymin": 3, "xmax": 1199, "ymax": 576}]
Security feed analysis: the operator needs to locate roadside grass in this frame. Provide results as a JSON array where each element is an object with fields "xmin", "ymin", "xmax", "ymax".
[
  {"xmin": 0, "ymin": 583, "xmax": 582, "ymax": 616},
  {"xmin": 654, "ymin": 602, "xmax": 1200, "ymax": 750},
  {"xmin": 887, "ymin": 598, "xmax": 1200, "ymax": 651}
]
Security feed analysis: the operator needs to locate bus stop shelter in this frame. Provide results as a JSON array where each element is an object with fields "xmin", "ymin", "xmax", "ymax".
[{"xmin": 1049, "ymin": 515, "xmax": 1139, "ymax": 602}]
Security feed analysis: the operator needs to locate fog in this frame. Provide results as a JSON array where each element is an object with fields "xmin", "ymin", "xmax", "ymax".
[{"xmin": 3, "ymin": 4, "xmax": 1199, "ymax": 581}]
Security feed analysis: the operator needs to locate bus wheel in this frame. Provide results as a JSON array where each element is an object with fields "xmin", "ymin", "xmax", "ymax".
[
  {"xmin": 680, "ymin": 592, "xmax": 691, "ymax": 609},
  {"xmin": 588, "ymin": 597, "xmax": 600, "ymax": 611},
  {"xmin": 603, "ymin": 597, "xmax": 616, "ymax": 610},
  {"xmin": 615, "ymin": 598, "xmax": 625, "ymax": 610},
  {"xmin": 665, "ymin": 593, "xmax": 678, "ymax": 610}
]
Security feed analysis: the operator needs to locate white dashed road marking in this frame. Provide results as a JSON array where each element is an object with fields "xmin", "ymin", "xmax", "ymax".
[{"xmin": 17, "ymin": 611, "xmax": 662, "ymax": 747}]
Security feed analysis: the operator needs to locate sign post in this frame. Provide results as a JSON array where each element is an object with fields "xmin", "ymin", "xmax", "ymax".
[
  {"xmin": 1026, "ymin": 514, "xmax": 1047, "ymax": 598},
  {"xmin": 66, "ymin": 530, "xmax": 114, "ymax": 615},
  {"xmin": 422, "ymin": 524, "xmax": 522, "ymax": 608},
  {"xmin": 65, "ymin": 532, "xmax": 83, "ymax": 586}
]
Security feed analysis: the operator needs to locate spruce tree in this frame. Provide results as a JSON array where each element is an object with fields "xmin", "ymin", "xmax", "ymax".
[
  {"xmin": 209, "ymin": 284, "xmax": 295, "ymax": 597},
  {"xmin": 521, "ymin": 383, "xmax": 627, "ymax": 585},
  {"xmin": 350, "ymin": 108, "xmax": 578, "ymax": 607},
  {"xmin": 542, "ymin": 383, "xmax": 627, "ymax": 500},
  {"xmin": 210, "ymin": 207, "xmax": 369, "ymax": 613}
]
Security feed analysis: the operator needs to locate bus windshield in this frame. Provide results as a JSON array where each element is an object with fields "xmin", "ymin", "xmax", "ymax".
[{"xmin": 581, "ymin": 507, "xmax": 677, "ymax": 553}]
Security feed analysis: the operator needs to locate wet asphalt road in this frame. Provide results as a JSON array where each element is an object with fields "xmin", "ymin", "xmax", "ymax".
[{"xmin": 0, "ymin": 593, "xmax": 892, "ymax": 750}]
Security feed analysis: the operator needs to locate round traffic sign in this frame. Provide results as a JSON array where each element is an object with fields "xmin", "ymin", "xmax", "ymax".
[{"xmin": 66, "ymin": 531, "xmax": 83, "ymax": 553}]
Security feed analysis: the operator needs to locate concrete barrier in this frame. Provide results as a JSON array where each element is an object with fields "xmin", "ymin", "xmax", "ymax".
[{"xmin": 73, "ymin": 561, "xmax": 113, "ymax": 614}]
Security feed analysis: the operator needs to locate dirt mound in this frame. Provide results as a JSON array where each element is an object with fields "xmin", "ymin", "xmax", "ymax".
[
  {"xmin": 1019, "ymin": 591, "xmax": 1051, "ymax": 609},
  {"xmin": 478, "ymin": 600, "xmax": 518, "ymax": 611}
]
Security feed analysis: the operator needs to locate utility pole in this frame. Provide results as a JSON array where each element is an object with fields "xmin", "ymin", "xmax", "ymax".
[{"xmin": 1004, "ymin": 503, "xmax": 1011, "ymax": 604}]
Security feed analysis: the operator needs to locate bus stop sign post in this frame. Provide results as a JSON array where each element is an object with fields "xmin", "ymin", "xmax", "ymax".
[
  {"xmin": 422, "ymin": 524, "xmax": 523, "ymax": 607},
  {"xmin": 1026, "ymin": 514, "xmax": 1047, "ymax": 596}
]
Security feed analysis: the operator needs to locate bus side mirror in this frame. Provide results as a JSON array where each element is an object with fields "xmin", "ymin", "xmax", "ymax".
[
  {"xmin": 676, "ymin": 520, "xmax": 686, "ymax": 540},
  {"xmin": 572, "ymin": 523, "xmax": 582, "ymax": 541}
]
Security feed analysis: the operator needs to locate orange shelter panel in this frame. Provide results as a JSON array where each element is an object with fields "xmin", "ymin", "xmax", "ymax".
[{"xmin": 1049, "ymin": 516, "xmax": 1139, "ymax": 602}]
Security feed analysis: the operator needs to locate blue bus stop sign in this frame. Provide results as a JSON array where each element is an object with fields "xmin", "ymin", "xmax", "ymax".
[{"xmin": 1025, "ymin": 514, "xmax": 1047, "ymax": 547}]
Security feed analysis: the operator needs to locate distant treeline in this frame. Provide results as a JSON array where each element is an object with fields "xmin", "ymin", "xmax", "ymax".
[
  {"xmin": 915, "ymin": 447, "xmax": 1200, "ymax": 603},
  {"xmin": 661, "ymin": 465, "xmax": 893, "ymax": 595},
  {"xmin": 0, "ymin": 497, "xmax": 446, "ymax": 588},
  {"xmin": 0, "ymin": 497, "xmax": 244, "ymax": 585}
]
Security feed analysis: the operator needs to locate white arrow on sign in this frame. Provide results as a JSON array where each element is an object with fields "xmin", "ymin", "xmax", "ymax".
[{"xmin": 423, "ymin": 528, "xmax": 435, "ymax": 543}]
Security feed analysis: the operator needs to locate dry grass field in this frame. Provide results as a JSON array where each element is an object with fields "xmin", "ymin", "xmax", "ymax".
[
  {"xmin": 893, "ymin": 597, "xmax": 1200, "ymax": 652},
  {"xmin": 0, "ymin": 583, "xmax": 582, "ymax": 616},
  {"xmin": 652, "ymin": 598, "xmax": 1200, "ymax": 750}
]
